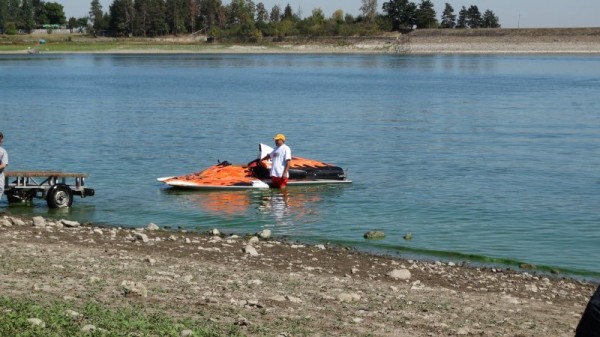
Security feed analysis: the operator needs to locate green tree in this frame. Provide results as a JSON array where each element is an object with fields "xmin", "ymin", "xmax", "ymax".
[
  {"xmin": 303, "ymin": 7, "xmax": 324, "ymax": 36},
  {"xmin": 344, "ymin": 13, "xmax": 355, "ymax": 24},
  {"xmin": 331, "ymin": 9, "xmax": 344, "ymax": 24},
  {"xmin": 166, "ymin": 0, "xmax": 187, "ymax": 35},
  {"xmin": 67, "ymin": 15, "xmax": 87, "ymax": 32},
  {"xmin": 199, "ymin": 0, "xmax": 222, "ymax": 30},
  {"xmin": 482, "ymin": 9, "xmax": 500, "ymax": 28},
  {"xmin": 440, "ymin": 2, "xmax": 455, "ymax": 28},
  {"xmin": 109, "ymin": 0, "xmax": 134, "ymax": 36},
  {"xmin": 382, "ymin": 0, "xmax": 417, "ymax": 31},
  {"xmin": 415, "ymin": 0, "xmax": 436, "ymax": 28},
  {"xmin": 44, "ymin": 2, "xmax": 65, "ymax": 25},
  {"xmin": 0, "ymin": 0, "xmax": 7, "ymax": 33},
  {"xmin": 466, "ymin": 5, "xmax": 481, "ymax": 28},
  {"xmin": 269, "ymin": 4, "xmax": 280, "ymax": 22},
  {"xmin": 456, "ymin": 5, "xmax": 467, "ymax": 28},
  {"xmin": 360, "ymin": 0, "xmax": 377, "ymax": 23},
  {"xmin": 255, "ymin": 2, "xmax": 268, "ymax": 23},
  {"xmin": 32, "ymin": 0, "xmax": 45, "ymax": 25},
  {"xmin": 227, "ymin": 0, "xmax": 244, "ymax": 25},
  {"xmin": 245, "ymin": 0, "xmax": 256, "ymax": 22},
  {"xmin": 67, "ymin": 16, "xmax": 77, "ymax": 29},
  {"xmin": 282, "ymin": 3, "xmax": 295, "ymax": 21},
  {"xmin": 7, "ymin": 0, "xmax": 19, "ymax": 21},
  {"xmin": 89, "ymin": 0, "xmax": 106, "ymax": 33},
  {"xmin": 134, "ymin": 0, "xmax": 167, "ymax": 36},
  {"xmin": 20, "ymin": 0, "xmax": 36, "ymax": 31},
  {"xmin": 187, "ymin": 0, "xmax": 198, "ymax": 32}
]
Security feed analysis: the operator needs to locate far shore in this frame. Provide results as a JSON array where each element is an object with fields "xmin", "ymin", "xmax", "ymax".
[{"xmin": 2, "ymin": 27, "xmax": 600, "ymax": 54}]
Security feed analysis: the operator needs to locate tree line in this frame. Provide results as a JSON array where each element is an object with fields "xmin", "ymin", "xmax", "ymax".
[
  {"xmin": 0, "ymin": 0, "xmax": 70, "ymax": 34},
  {"xmin": 1, "ymin": 0, "xmax": 500, "ymax": 38}
]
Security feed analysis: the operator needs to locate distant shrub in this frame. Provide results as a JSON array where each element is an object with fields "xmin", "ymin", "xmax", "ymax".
[{"xmin": 4, "ymin": 22, "xmax": 17, "ymax": 35}]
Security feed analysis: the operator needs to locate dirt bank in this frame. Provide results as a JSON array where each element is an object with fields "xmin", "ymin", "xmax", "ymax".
[{"xmin": 0, "ymin": 214, "xmax": 596, "ymax": 336}]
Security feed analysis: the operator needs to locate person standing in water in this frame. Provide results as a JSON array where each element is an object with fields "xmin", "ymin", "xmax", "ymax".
[
  {"xmin": 262, "ymin": 133, "xmax": 291, "ymax": 188},
  {"xmin": 0, "ymin": 132, "xmax": 8, "ymax": 202}
]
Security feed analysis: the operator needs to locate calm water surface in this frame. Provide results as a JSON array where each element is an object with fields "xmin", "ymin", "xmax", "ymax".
[{"xmin": 1, "ymin": 53, "xmax": 599, "ymax": 278}]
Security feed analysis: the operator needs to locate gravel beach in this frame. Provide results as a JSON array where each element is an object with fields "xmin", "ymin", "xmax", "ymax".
[{"xmin": 0, "ymin": 214, "xmax": 596, "ymax": 336}]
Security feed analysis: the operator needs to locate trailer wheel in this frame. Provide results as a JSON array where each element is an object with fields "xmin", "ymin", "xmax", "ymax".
[{"xmin": 46, "ymin": 184, "xmax": 73, "ymax": 208}]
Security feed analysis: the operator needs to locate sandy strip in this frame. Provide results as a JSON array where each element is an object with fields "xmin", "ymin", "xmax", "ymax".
[{"xmin": 3, "ymin": 40, "xmax": 600, "ymax": 55}]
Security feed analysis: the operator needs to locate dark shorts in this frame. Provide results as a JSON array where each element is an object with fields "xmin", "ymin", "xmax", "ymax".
[{"xmin": 271, "ymin": 176, "xmax": 288, "ymax": 188}]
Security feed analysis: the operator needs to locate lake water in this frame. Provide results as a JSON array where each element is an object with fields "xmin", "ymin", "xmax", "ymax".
[{"xmin": 1, "ymin": 53, "xmax": 599, "ymax": 278}]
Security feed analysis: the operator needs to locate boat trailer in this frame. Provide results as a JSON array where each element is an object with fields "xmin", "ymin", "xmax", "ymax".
[{"xmin": 4, "ymin": 171, "xmax": 95, "ymax": 208}]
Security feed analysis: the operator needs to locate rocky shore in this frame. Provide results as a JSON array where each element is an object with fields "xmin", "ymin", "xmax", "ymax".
[{"xmin": 0, "ymin": 214, "xmax": 596, "ymax": 336}]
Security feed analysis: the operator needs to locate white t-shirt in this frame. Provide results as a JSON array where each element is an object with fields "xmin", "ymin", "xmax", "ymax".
[
  {"xmin": 269, "ymin": 144, "xmax": 291, "ymax": 178},
  {"xmin": 0, "ymin": 146, "xmax": 7, "ymax": 175}
]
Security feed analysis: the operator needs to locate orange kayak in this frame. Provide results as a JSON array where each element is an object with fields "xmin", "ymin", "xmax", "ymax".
[{"xmin": 157, "ymin": 144, "xmax": 351, "ymax": 189}]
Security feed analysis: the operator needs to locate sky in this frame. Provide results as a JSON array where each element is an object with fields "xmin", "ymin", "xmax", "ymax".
[{"xmin": 59, "ymin": 0, "xmax": 599, "ymax": 29}]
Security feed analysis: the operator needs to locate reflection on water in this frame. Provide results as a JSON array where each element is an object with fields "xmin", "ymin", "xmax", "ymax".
[
  {"xmin": 257, "ymin": 190, "xmax": 290, "ymax": 223},
  {"xmin": 161, "ymin": 185, "xmax": 345, "ymax": 231}
]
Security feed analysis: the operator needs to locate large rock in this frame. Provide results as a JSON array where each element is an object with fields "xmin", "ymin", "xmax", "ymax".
[
  {"xmin": 60, "ymin": 219, "xmax": 80, "ymax": 228},
  {"xmin": 244, "ymin": 245, "xmax": 259, "ymax": 257},
  {"xmin": 134, "ymin": 232, "xmax": 149, "ymax": 243},
  {"xmin": 10, "ymin": 217, "xmax": 26, "ymax": 226},
  {"xmin": 387, "ymin": 269, "xmax": 411, "ymax": 280},
  {"xmin": 121, "ymin": 280, "xmax": 148, "ymax": 298},
  {"xmin": 258, "ymin": 229, "xmax": 272, "ymax": 239},
  {"xmin": 32, "ymin": 216, "xmax": 46, "ymax": 227},
  {"xmin": 147, "ymin": 223, "xmax": 160, "ymax": 231},
  {"xmin": 363, "ymin": 230, "xmax": 385, "ymax": 239}
]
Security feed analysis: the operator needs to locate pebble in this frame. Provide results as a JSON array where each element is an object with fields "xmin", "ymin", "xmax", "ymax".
[
  {"xmin": 28, "ymin": 318, "xmax": 45, "ymax": 327},
  {"xmin": 121, "ymin": 280, "xmax": 148, "ymax": 298},
  {"xmin": 180, "ymin": 330, "xmax": 194, "ymax": 337},
  {"xmin": 81, "ymin": 324, "xmax": 96, "ymax": 332},
  {"xmin": 337, "ymin": 293, "xmax": 361, "ymax": 302},
  {"xmin": 65, "ymin": 310, "xmax": 80, "ymax": 318}
]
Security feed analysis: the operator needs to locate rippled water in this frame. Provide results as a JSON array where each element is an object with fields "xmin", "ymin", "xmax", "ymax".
[{"xmin": 1, "ymin": 53, "xmax": 599, "ymax": 277}]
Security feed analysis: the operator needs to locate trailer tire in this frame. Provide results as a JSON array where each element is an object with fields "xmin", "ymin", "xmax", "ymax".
[{"xmin": 47, "ymin": 184, "xmax": 73, "ymax": 208}]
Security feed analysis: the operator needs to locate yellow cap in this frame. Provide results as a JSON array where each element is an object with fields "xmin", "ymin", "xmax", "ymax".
[{"xmin": 273, "ymin": 133, "xmax": 286, "ymax": 141}]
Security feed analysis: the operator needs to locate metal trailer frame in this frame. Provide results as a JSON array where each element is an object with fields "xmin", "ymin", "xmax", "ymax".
[{"xmin": 3, "ymin": 171, "xmax": 95, "ymax": 208}]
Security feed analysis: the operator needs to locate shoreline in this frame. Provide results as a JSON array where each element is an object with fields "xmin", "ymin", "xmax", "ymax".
[
  {"xmin": 3, "ymin": 29, "xmax": 600, "ymax": 54},
  {"xmin": 0, "ymin": 213, "xmax": 596, "ymax": 336},
  {"xmin": 2, "ymin": 42, "xmax": 600, "ymax": 55}
]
